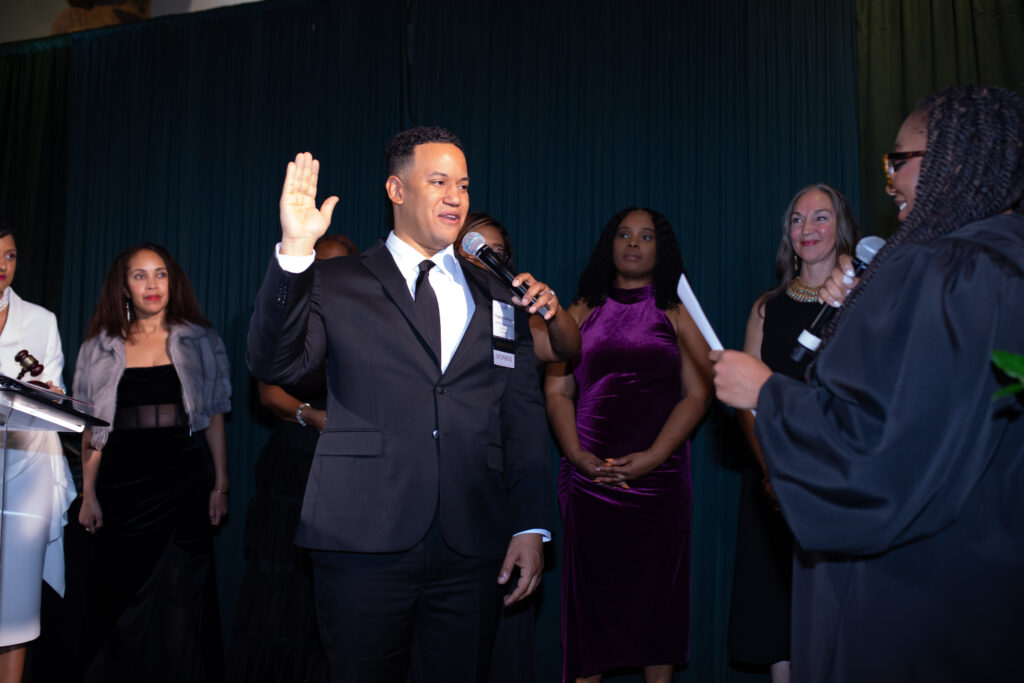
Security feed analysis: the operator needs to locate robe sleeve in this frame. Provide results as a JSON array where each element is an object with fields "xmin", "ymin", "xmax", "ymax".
[{"xmin": 756, "ymin": 238, "xmax": 1021, "ymax": 556}]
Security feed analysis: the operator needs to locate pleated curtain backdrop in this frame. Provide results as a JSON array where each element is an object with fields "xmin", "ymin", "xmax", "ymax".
[
  {"xmin": 0, "ymin": 36, "xmax": 71, "ymax": 314},
  {"xmin": 4, "ymin": 0, "xmax": 865, "ymax": 680},
  {"xmin": 856, "ymin": 0, "xmax": 1024, "ymax": 237}
]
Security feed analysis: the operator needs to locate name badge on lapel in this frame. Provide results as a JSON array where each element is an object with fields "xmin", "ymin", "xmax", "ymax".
[{"xmin": 491, "ymin": 300, "xmax": 515, "ymax": 368}]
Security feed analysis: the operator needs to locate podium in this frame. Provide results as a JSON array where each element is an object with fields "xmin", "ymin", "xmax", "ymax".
[{"xmin": 0, "ymin": 375, "xmax": 108, "ymax": 550}]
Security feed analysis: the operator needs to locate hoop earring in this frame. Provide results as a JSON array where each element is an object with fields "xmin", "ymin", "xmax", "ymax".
[{"xmin": 125, "ymin": 297, "xmax": 132, "ymax": 322}]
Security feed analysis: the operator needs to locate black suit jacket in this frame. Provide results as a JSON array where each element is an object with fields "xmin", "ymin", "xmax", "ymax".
[{"xmin": 247, "ymin": 240, "xmax": 552, "ymax": 558}]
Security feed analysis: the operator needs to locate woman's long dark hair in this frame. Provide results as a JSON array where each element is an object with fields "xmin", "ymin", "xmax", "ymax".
[
  {"xmin": 573, "ymin": 207, "xmax": 684, "ymax": 311},
  {"xmin": 814, "ymin": 85, "xmax": 1024, "ymax": 361},
  {"xmin": 86, "ymin": 243, "xmax": 211, "ymax": 340}
]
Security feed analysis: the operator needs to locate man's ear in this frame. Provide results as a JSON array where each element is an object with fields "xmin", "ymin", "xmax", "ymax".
[{"xmin": 385, "ymin": 175, "xmax": 403, "ymax": 204}]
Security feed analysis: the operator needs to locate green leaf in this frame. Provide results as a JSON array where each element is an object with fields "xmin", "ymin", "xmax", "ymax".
[
  {"xmin": 993, "ymin": 382, "xmax": 1024, "ymax": 399},
  {"xmin": 992, "ymin": 350, "xmax": 1024, "ymax": 383}
]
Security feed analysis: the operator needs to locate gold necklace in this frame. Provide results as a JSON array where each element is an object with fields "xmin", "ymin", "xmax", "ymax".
[{"xmin": 785, "ymin": 277, "xmax": 820, "ymax": 303}]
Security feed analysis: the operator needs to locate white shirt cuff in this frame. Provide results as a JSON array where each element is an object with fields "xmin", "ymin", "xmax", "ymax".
[
  {"xmin": 275, "ymin": 242, "xmax": 315, "ymax": 273},
  {"xmin": 515, "ymin": 528, "xmax": 552, "ymax": 542}
]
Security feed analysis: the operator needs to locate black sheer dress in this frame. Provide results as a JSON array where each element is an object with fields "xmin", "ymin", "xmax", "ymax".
[
  {"xmin": 727, "ymin": 290, "xmax": 818, "ymax": 664},
  {"xmin": 84, "ymin": 364, "xmax": 222, "ymax": 683}
]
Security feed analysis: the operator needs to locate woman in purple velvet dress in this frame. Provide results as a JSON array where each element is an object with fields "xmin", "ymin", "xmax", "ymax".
[{"xmin": 545, "ymin": 207, "xmax": 712, "ymax": 683}]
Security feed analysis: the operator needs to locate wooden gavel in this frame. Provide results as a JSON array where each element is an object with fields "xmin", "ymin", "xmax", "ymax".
[{"xmin": 15, "ymin": 349, "xmax": 47, "ymax": 387}]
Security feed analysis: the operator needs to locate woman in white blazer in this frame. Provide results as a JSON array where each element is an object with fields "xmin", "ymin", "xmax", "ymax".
[{"xmin": 0, "ymin": 224, "xmax": 76, "ymax": 683}]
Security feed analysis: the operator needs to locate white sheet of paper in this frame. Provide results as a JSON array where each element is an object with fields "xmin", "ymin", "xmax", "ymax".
[
  {"xmin": 675, "ymin": 274, "xmax": 723, "ymax": 351},
  {"xmin": 674, "ymin": 275, "xmax": 758, "ymax": 416}
]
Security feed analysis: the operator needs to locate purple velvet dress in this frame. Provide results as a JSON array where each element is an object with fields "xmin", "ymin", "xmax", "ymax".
[{"xmin": 558, "ymin": 284, "xmax": 692, "ymax": 681}]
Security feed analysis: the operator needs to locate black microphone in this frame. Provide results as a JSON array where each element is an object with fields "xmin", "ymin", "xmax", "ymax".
[
  {"xmin": 461, "ymin": 232, "xmax": 550, "ymax": 316},
  {"xmin": 790, "ymin": 235, "xmax": 886, "ymax": 364}
]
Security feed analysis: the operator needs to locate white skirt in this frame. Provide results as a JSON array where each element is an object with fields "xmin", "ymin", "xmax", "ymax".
[{"xmin": 0, "ymin": 430, "xmax": 75, "ymax": 647}]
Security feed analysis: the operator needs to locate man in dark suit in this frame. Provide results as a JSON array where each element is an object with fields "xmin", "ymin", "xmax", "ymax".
[{"xmin": 247, "ymin": 127, "xmax": 553, "ymax": 682}]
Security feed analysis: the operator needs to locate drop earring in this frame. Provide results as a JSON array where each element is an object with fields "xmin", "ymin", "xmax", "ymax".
[{"xmin": 125, "ymin": 297, "xmax": 132, "ymax": 322}]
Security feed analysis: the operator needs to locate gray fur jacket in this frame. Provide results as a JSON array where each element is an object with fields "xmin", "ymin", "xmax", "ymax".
[{"xmin": 72, "ymin": 322, "xmax": 231, "ymax": 450}]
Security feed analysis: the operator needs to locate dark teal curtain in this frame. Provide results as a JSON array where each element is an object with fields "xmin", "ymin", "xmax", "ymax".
[
  {"xmin": 0, "ymin": 36, "xmax": 71, "ymax": 314},
  {"xmin": 856, "ymin": 0, "xmax": 1024, "ymax": 237},
  {"xmin": 4, "ymin": 1, "xmax": 861, "ymax": 680}
]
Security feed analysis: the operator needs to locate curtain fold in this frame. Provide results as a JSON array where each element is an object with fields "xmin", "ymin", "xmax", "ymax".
[{"xmin": 856, "ymin": 0, "xmax": 1024, "ymax": 237}]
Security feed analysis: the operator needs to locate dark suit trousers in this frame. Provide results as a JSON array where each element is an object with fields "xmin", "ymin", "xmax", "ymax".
[{"xmin": 310, "ymin": 516, "xmax": 504, "ymax": 683}]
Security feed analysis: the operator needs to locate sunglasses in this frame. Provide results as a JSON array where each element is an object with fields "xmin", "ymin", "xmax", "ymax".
[{"xmin": 883, "ymin": 150, "xmax": 926, "ymax": 190}]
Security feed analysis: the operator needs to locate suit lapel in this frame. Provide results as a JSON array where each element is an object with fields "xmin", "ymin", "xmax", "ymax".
[{"xmin": 360, "ymin": 241, "xmax": 441, "ymax": 367}]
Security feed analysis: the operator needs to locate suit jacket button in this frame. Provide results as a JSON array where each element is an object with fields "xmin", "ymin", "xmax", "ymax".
[
  {"xmin": 432, "ymin": 429, "xmax": 439, "ymax": 439},
  {"xmin": 436, "ymin": 385, "xmax": 446, "ymax": 395}
]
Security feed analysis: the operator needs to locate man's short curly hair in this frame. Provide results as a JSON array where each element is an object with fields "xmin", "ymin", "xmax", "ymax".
[{"xmin": 385, "ymin": 126, "xmax": 464, "ymax": 177}]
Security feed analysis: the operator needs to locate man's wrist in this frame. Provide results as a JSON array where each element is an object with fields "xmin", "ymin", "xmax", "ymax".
[
  {"xmin": 275, "ymin": 242, "xmax": 315, "ymax": 273},
  {"xmin": 279, "ymin": 236, "xmax": 317, "ymax": 256}
]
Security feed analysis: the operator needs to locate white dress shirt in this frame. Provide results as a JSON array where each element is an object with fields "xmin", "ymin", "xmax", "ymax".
[{"xmin": 382, "ymin": 232, "xmax": 474, "ymax": 373}]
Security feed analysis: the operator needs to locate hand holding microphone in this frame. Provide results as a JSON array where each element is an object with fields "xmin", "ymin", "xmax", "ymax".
[
  {"xmin": 461, "ymin": 232, "xmax": 554, "ymax": 317},
  {"xmin": 511, "ymin": 273, "xmax": 559, "ymax": 319},
  {"xmin": 818, "ymin": 254, "xmax": 859, "ymax": 308},
  {"xmin": 791, "ymin": 235, "xmax": 886, "ymax": 363}
]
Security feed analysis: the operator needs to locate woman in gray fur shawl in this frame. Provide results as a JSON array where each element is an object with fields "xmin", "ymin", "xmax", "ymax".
[{"xmin": 74, "ymin": 243, "xmax": 230, "ymax": 683}]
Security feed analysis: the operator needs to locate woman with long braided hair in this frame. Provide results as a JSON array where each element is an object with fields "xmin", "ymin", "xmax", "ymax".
[{"xmin": 712, "ymin": 85, "xmax": 1024, "ymax": 682}]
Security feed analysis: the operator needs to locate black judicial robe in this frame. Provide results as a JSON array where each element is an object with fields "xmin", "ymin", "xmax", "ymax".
[{"xmin": 755, "ymin": 213, "xmax": 1024, "ymax": 683}]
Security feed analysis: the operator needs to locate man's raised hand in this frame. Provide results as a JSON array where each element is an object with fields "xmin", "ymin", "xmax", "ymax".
[{"xmin": 279, "ymin": 152, "xmax": 339, "ymax": 255}]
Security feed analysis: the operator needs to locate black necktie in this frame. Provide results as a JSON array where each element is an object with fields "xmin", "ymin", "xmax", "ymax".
[{"xmin": 415, "ymin": 260, "xmax": 441, "ymax": 360}]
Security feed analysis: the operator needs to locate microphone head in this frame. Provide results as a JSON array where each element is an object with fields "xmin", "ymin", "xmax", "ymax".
[
  {"xmin": 461, "ymin": 232, "xmax": 486, "ymax": 257},
  {"xmin": 855, "ymin": 235, "xmax": 886, "ymax": 264}
]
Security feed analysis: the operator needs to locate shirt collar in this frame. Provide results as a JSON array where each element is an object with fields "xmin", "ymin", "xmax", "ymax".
[{"xmin": 385, "ymin": 231, "xmax": 461, "ymax": 284}]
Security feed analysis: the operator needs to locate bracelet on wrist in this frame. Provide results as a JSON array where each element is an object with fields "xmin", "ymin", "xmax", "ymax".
[
  {"xmin": 296, "ymin": 402, "xmax": 311, "ymax": 427},
  {"xmin": 213, "ymin": 488, "xmax": 228, "ymax": 496}
]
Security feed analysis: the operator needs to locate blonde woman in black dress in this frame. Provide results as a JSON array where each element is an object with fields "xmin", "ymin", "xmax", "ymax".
[{"xmin": 727, "ymin": 184, "xmax": 860, "ymax": 683}]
